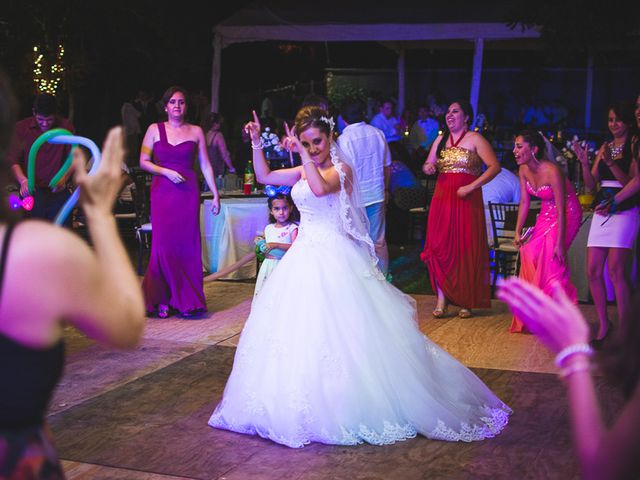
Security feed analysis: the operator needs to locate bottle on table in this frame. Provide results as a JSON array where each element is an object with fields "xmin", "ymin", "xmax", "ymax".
[{"xmin": 244, "ymin": 160, "xmax": 255, "ymax": 195}]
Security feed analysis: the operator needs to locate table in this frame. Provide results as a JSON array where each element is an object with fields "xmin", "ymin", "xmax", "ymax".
[
  {"xmin": 200, "ymin": 196, "xmax": 269, "ymax": 279},
  {"xmin": 568, "ymin": 213, "xmax": 595, "ymax": 302}
]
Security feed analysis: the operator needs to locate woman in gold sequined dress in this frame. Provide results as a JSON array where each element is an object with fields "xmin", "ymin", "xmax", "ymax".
[{"xmin": 421, "ymin": 100, "xmax": 500, "ymax": 318}]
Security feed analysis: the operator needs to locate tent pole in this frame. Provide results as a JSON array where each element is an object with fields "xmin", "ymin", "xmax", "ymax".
[
  {"xmin": 470, "ymin": 37, "xmax": 484, "ymax": 119},
  {"xmin": 397, "ymin": 47, "xmax": 406, "ymax": 120},
  {"xmin": 585, "ymin": 54, "xmax": 594, "ymax": 132},
  {"xmin": 211, "ymin": 32, "xmax": 222, "ymax": 113}
]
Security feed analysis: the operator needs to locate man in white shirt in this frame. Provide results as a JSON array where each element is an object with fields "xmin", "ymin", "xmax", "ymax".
[
  {"xmin": 482, "ymin": 167, "xmax": 521, "ymax": 245},
  {"xmin": 338, "ymin": 100, "xmax": 392, "ymax": 273},
  {"xmin": 370, "ymin": 98, "xmax": 402, "ymax": 144},
  {"xmin": 408, "ymin": 104, "xmax": 440, "ymax": 154}
]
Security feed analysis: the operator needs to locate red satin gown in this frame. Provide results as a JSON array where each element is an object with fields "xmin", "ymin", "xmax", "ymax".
[{"xmin": 420, "ymin": 147, "xmax": 491, "ymax": 309}]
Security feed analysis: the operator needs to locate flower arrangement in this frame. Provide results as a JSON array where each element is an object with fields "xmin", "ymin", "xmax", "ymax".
[{"xmin": 260, "ymin": 127, "xmax": 284, "ymax": 157}]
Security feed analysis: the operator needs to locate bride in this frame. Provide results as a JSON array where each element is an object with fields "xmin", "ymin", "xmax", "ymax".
[{"xmin": 208, "ymin": 106, "xmax": 512, "ymax": 448}]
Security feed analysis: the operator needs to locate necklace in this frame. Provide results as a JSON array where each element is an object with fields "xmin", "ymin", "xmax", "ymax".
[
  {"xmin": 608, "ymin": 141, "xmax": 624, "ymax": 159},
  {"xmin": 449, "ymin": 129, "xmax": 468, "ymax": 148}
]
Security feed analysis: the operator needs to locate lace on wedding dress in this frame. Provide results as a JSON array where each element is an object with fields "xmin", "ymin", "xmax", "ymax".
[{"xmin": 329, "ymin": 143, "xmax": 384, "ymax": 279}]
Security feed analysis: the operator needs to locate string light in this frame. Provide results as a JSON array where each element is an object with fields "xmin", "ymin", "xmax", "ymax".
[{"xmin": 32, "ymin": 43, "xmax": 65, "ymax": 95}]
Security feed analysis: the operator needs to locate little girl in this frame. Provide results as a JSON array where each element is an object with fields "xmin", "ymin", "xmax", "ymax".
[{"xmin": 254, "ymin": 191, "xmax": 298, "ymax": 299}]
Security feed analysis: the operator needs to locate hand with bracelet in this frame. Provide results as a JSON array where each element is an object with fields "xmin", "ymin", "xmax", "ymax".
[
  {"xmin": 498, "ymin": 276, "xmax": 640, "ymax": 479},
  {"xmin": 244, "ymin": 110, "xmax": 263, "ymax": 150},
  {"xmin": 594, "ymin": 196, "xmax": 617, "ymax": 216}
]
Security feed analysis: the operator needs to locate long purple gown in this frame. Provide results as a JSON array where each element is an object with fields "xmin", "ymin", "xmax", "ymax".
[{"xmin": 142, "ymin": 122, "xmax": 206, "ymax": 313}]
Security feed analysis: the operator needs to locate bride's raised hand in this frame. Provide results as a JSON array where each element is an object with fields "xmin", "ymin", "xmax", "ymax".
[
  {"xmin": 282, "ymin": 121, "xmax": 302, "ymax": 154},
  {"xmin": 244, "ymin": 110, "xmax": 262, "ymax": 144}
]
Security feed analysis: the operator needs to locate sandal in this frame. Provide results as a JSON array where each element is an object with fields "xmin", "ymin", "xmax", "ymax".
[
  {"xmin": 158, "ymin": 304, "xmax": 169, "ymax": 318},
  {"xmin": 181, "ymin": 308, "xmax": 205, "ymax": 319},
  {"xmin": 432, "ymin": 305, "xmax": 448, "ymax": 318},
  {"xmin": 458, "ymin": 308, "xmax": 473, "ymax": 318}
]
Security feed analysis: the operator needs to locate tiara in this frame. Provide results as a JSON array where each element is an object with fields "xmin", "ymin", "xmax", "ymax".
[{"xmin": 319, "ymin": 115, "xmax": 335, "ymax": 131}]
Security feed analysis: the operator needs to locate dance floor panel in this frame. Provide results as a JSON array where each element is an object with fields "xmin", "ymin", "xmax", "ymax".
[{"xmin": 49, "ymin": 282, "xmax": 622, "ymax": 480}]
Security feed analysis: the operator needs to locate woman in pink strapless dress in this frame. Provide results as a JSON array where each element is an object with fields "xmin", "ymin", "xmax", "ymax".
[{"xmin": 510, "ymin": 129, "xmax": 582, "ymax": 333}]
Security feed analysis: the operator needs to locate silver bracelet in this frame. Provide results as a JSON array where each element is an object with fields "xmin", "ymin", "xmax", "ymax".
[
  {"xmin": 302, "ymin": 161, "xmax": 315, "ymax": 166},
  {"xmin": 554, "ymin": 343, "xmax": 593, "ymax": 368},
  {"xmin": 251, "ymin": 142, "xmax": 263, "ymax": 150},
  {"xmin": 559, "ymin": 361, "xmax": 591, "ymax": 379}
]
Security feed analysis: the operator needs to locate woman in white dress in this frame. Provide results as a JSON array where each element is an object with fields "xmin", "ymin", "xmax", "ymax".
[
  {"xmin": 573, "ymin": 102, "xmax": 639, "ymax": 345},
  {"xmin": 208, "ymin": 106, "xmax": 512, "ymax": 448}
]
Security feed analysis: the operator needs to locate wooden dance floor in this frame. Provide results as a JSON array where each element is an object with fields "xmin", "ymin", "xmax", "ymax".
[{"xmin": 50, "ymin": 280, "xmax": 623, "ymax": 480}]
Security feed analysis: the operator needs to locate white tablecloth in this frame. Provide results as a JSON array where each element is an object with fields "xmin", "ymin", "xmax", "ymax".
[{"xmin": 200, "ymin": 197, "xmax": 269, "ymax": 279}]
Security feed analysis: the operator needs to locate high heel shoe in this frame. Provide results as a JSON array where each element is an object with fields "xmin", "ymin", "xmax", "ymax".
[
  {"xmin": 158, "ymin": 304, "xmax": 169, "ymax": 318},
  {"xmin": 590, "ymin": 320, "xmax": 613, "ymax": 349},
  {"xmin": 458, "ymin": 308, "xmax": 473, "ymax": 318},
  {"xmin": 432, "ymin": 305, "xmax": 449, "ymax": 318}
]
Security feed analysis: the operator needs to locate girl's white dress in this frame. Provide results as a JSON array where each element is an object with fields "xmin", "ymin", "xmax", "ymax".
[
  {"xmin": 253, "ymin": 222, "xmax": 298, "ymax": 299},
  {"xmin": 209, "ymin": 177, "xmax": 512, "ymax": 448}
]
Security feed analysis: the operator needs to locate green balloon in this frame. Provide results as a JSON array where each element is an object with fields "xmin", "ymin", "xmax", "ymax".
[{"xmin": 27, "ymin": 128, "xmax": 76, "ymax": 194}]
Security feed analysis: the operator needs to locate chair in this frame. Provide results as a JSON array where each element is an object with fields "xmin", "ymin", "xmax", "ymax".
[
  {"xmin": 488, "ymin": 201, "xmax": 520, "ymax": 287},
  {"xmin": 114, "ymin": 182, "xmax": 137, "ymax": 240},
  {"xmin": 406, "ymin": 175, "xmax": 437, "ymax": 242},
  {"xmin": 130, "ymin": 168, "xmax": 152, "ymax": 275}
]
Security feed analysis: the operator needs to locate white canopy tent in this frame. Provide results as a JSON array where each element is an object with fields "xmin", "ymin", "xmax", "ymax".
[{"xmin": 211, "ymin": 2, "xmax": 543, "ymax": 120}]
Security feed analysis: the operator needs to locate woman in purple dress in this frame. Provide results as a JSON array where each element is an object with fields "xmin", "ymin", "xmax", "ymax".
[{"xmin": 140, "ymin": 86, "xmax": 220, "ymax": 318}]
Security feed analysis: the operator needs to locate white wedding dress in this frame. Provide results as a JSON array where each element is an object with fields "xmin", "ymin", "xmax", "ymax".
[{"xmin": 209, "ymin": 173, "xmax": 512, "ymax": 448}]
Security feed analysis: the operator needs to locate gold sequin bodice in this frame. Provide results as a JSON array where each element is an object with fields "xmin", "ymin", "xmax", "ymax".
[{"xmin": 437, "ymin": 147, "xmax": 483, "ymax": 176}]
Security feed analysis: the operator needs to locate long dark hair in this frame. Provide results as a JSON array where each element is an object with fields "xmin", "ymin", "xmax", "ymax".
[
  {"xmin": 598, "ymin": 291, "xmax": 640, "ymax": 398},
  {"xmin": 202, "ymin": 112, "xmax": 222, "ymax": 132},
  {"xmin": 0, "ymin": 72, "xmax": 18, "ymax": 222},
  {"xmin": 436, "ymin": 99, "xmax": 474, "ymax": 160},
  {"xmin": 517, "ymin": 128, "xmax": 547, "ymax": 160},
  {"xmin": 267, "ymin": 193, "xmax": 299, "ymax": 224},
  {"xmin": 606, "ymin": 102, "xmax": 636, "ymax": 164}
]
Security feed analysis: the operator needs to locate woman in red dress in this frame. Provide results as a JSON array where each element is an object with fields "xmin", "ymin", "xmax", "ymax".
[{"xmin": 421, "ymin": 100, "xmax": 500, "ymax": 318}]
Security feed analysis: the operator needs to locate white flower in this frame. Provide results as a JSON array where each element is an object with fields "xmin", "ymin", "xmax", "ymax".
[{"xmin": 319, "ymin": 115, "xmax": 335, "ymax": 131}]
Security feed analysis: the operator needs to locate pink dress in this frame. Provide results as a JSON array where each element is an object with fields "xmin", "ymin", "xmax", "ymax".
[{"xmin": 510, "ymin": 179, "xmax": 582, "ymax": 333}]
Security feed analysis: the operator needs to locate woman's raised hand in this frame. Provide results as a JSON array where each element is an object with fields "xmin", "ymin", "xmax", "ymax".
[
  {"xmin": 281, "ymin": 121, "xmax": 302, "ymax": 153},
  {"xmin": 572, "ymin": 140, "xmax": 590, "ymax": 167},
  {"xmin": 244, "ymin": 110, "xmax": 262, "ymax": 144}
]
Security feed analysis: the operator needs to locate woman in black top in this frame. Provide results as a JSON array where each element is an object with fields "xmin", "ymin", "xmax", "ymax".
[
  {"xmin": 574, "ymin": 102, "xmax": 639, "ymax": 346},
  {"xmin": 0, "ymin": 74, "xmax": 145, "ymax": 478}
]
